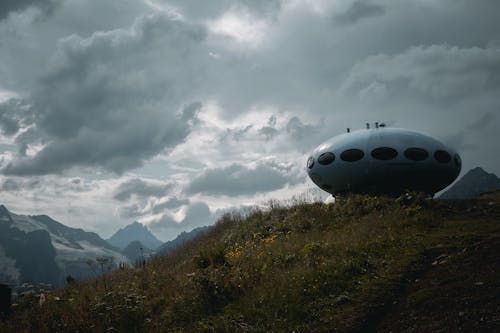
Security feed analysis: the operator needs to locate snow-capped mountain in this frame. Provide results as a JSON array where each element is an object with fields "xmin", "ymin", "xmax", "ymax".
[
  {"xmin": 106, "ymin": 221, "xmax": 163, "ymax": 250},
  {"xmin": 0, "ymin": 205, "xmax": 128, "ymax": 287}
]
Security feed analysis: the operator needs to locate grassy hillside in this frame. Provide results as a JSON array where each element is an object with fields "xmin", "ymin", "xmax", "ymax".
[{"xmin": 2, "ymin": 193, "xmax": 499, "ymax": 332}]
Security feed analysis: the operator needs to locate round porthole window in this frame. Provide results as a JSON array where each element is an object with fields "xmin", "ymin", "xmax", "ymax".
[
  {"xmin": 310, "ymin": 173, "xmax": 322, "ymax": 184},
  {"xmin": 318, "ymin": 152, "xmax": 335, "ymax": 165},
  {"xmin": 307, "ymin": 157, "xmax": 314, "ymax": 169},
  {"xmin": 434, "ymin": 150, "xmax": 451, "ymax": 163},
  {"xmin": 404, "ymin": 147, "xmax": 429, "ymax": 161},
  {"xmin": 371, "ymin": 147, "xmax": 398, "ymax": 160},
  {"xmin": 340, "ymin": 149, "xmax": 365, "ymax": 162}
]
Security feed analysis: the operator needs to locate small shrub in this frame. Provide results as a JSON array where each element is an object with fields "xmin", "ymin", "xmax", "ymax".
[{"xmin": 194, "ymin": 244, "xmax": 228, "ymax": 269}]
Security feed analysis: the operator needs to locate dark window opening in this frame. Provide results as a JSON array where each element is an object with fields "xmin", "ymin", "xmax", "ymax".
[
  {"xmin": 310, "ymin": 173, "xmax": 322, "ymax": 184},
  {"xmin": 434, "ymin": 150, "xmax": 451, "ymax": 163},
  {"xmin": 371, "ymin": 147, "xmax": 398, "ymax": 160},
  {"xmin": 307, "ymin": 157, "xmax": 314, "ymax": 169},
  {"xmin": 340, "ymin": 149, "xmax": 365, "ymax": 162},
  {"xmin": 454, "ymin": 154, "xmax": 461, "ymax": 168},
  {"xmin": 404, "ymin": 147, "xmax": 429, "ymax": 161},
  {"xmin": 318, "ymin": 152, "xmax": 335, "ymax": 165}
]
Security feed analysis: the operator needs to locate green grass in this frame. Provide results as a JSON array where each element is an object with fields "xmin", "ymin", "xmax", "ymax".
[{"xmin": 2, "ymin": 193, "xmax": 499, "ymax": 332}]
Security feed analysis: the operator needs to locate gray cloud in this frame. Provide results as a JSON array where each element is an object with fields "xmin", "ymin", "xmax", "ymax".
[
  {"xmin": 218, "ymin": 124, "xmax": 254, "ymax": 144},
  {"xmin": 258, "ymin": 126, "xmax": 279, "ymax": 141},
  {"xmin": 0, "ymin": 0, "xmax": 58, "ymax": 20},
  {"xmin": 149, "ymin": 201, "xmax": 214, "ymax": 234},
  {"xmin": 117, "ymin": 203, "xmax": 142, "ymax": 219},
  {"xmin": 258, "ymin": 115, "xmax": 279, "ymax": 140},
  {"xmin": 114, "ymin": 178, "xmax": 173, "ymax": 202},
  {"xmin": 444, "ymin": 112, "xmax": 497, "ymax": 151},
  {"xmin": 342, "ymin": 44, "xmax": 500, "ymax": 101},
  {"xmin": 335, "ymin": 1, "xmax": 385, "ymax": 25},
  {"xmin": 286, "ymin": 116, "xmax": 315, "ymax": 141},
  {"xmin": 151, "ymin": 197, "xmax": 190, "ymax": 214},
  {"xmin": 164, "ymin": 0, "xmax": 283, "ymax": 19},
  {"xmin": 1, "ymin": 178, "xmax": 20, "ymax": 191},
  {"xmin": 1, "ymin": 13, "xmax": 206, "ymax": 175},
  {"xmin": 118, "ymin": 196, "xmax": 189, "ymax": 221},
  {"xmin": 186, "ymin": 161, "xmax": 297, "ymax": 196},
  {"xmin": 0, "ymin": 99, "xmax": 31, "ymax": 137},
  {"xmin": 0, "ymin": 112, "xmax": 19, "ymax": 137},
  {"xmin": 183, "ymin": 201, "xmax": 212, "ymax": 227}
]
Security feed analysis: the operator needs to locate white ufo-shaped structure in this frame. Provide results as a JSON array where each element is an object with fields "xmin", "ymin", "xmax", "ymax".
[{"xmin": 307, "ymin": 124, "xmax": 461, "ymax": 197}]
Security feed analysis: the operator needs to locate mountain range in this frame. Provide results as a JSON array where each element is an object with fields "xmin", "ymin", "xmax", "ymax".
[
  {"xmin": 1, "ymin": 166, "xmax": 496, "ymax": 288},
  {"xmin": 0, "ymin": 205, "xmax": 128, "ymax": 287},
  {"xmin": 117, "ymin": 224, "xmax": 212, "ymax": 262}
]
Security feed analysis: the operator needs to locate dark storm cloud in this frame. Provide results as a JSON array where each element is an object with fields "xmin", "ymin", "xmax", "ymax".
[
  {"xmin": 0, "ymin": 0, "xmax": 58, "ymax": 20},
  {"xmin": 2, "ymin": 14, "xmax": 206, "ymax": 175},
  {"xmin": 186, "ymin": 162, "xmax": 297, "ymax": 196},
  {"xmin": 114, "ymin": 178, "xmax": 173, "ymax": 202},
  {"xmin": 335, "ymin": 1, "xmax": 385, "ymax": 25},
  {"xmin": 0, "ymin": 112, "xmax": 19, "ymax": 136},
  {"xmin": 0, "ymin": 99, "xmax": 30, "ymax": 137}
]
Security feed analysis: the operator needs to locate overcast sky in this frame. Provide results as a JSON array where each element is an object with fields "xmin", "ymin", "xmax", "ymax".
[{"xmin": 0, "ymin": 0, "xmax": 499, "ymax": 241}]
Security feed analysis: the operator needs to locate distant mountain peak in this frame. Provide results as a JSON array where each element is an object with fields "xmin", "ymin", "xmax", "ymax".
[
  {"xmin": 0, "ymin": 204, "xmax": 13, "ymax": 225},
  {"xmin": 0, "ymin": 204, "xmax": 9, "ymax": 214},
  {"xmin": 439, "ymin": 167, "xmax": 500, "ymax": 199},
  {"xmin": 106, "ymin": 221, "xmax": 162, "ymax": 250},
  {"xmin": 129, "ymin": 221, "xmax": 147, "ymax": 229},
  {"xmin": 467, "ymin": 166, "xmax": 492, "ymax": 176}
]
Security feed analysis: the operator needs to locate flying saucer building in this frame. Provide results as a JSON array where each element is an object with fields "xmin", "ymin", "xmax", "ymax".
[{"xmin": 307, "ymin": 124, "xmax": 461, "ymax": 197}]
